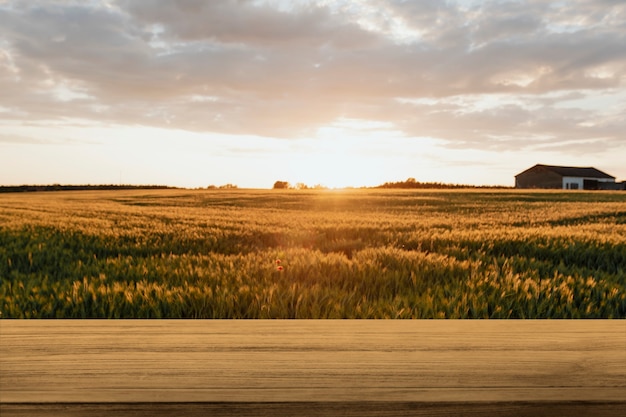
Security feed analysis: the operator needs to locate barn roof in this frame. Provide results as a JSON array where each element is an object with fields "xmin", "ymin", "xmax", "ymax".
[{"xmin": 516, "ymin": 164, "xmax": 615, "ymax": 179}]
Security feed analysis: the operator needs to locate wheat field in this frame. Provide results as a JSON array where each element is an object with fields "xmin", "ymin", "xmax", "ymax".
[{"xmin": 1, "ymin": 188, "xmax": 624, "ymax": 318}]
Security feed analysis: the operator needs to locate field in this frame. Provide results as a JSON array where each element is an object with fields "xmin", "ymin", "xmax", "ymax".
[{"xmin": 0, "ymin": 188, "xmax": 625, "ymax": 319}]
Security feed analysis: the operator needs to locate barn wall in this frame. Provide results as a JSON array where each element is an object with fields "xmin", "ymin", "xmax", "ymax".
[
  {"xmin": 515, "ymin": 167, "xmax": 562, "ymax": 189},
  {"xmin": 563, "ymin": 177, "xmax": 583, "ymax": 190},
  {"xmin": 564, "ymin": 177, "xmax": 616, "ymax": 190},
  {"xmin": 600, "ymin": 181, "xmax": 626, "ymax": 190}
]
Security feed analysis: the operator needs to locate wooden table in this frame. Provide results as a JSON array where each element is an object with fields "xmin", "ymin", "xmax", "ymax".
[{"xmin": 1, "ymin": 320, "xmax": 625, "ymax": 416}]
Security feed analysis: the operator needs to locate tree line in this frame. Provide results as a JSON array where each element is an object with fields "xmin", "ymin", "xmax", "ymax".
[
  {"xmin": 375, "ymin": 178, "xmax": 510, "ymax": 189},
  {"xmin": 273, "ymin": 181, "xmax": 328, "ymax": 190},
  {"xmin": 273, "ymin": 178, "xmax": 510, "ymax": 190},
  {"xmin": 0, "ymin": 184, "xmax": 177, "ymax": 193}
]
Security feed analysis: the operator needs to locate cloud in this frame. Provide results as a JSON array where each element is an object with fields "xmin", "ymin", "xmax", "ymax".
[
  {"xmin": 0, "ymin": 132, "xmax": 98, "ymax": 145},
  {"xmin": 0, "ymin": 0, "xmax": 624, "ymax": 150},
  {"xmin": 122, "ymin": 0, "xmax": 381, "ymax": 48},
  {"xmin": 0, "ymin": 133, "xmax": 50, "ymax": 144}
]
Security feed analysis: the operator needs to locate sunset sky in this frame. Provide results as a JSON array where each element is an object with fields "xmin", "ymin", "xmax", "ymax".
[{"xmin": 1, "ymin": 0, "xmax": 625, "ymax": 189}]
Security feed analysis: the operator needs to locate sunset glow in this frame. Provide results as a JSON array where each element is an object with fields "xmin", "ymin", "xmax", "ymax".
[{"xmin": 1, "ymin": 0, "xmax": 625, "ymax": 188}]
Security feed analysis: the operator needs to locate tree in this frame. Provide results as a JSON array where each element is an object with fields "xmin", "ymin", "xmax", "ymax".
[{"xmin": 273, "ymin": 181, "xmax": 290, "ymax": 189}]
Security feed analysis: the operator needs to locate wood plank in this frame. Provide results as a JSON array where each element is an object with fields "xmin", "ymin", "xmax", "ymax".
[{"xmin": 1, "ymin": 320, "xmax": 625, "ymax": 415}]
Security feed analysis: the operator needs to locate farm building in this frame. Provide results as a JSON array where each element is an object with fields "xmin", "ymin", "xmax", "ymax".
[{"xmin": 515, "ymin": 164, "xmax": 618, "ymax": 190}]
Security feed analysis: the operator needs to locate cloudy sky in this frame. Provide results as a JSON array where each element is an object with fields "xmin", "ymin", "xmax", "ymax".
[{"xmin": 1, "ymin": 0, "xmax": 625, "ymax": 188}]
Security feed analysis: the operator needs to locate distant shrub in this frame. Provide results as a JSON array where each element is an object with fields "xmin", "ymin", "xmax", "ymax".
[{"xmin": 273, "ymin": 181, "xmax": 290, "ymax": 189}]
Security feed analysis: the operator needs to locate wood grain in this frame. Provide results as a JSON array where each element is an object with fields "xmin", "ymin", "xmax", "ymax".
[
  {"xmin": 3, "ymin": 402, "xmax": 626, "ymax": 417},
  {"xmin": 1, "ymin": 320, "xmax": 625, "ymax": 416}
]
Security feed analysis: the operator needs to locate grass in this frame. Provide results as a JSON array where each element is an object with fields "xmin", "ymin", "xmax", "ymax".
[{"xmin": 0, "ymin": 188, "xmax": 625, "ymax": 318}]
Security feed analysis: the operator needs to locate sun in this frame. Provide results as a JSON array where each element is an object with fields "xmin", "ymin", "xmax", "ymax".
[
  {"xmin": 283, "ymin": 138, "xmax": 386, "ymax": 189},
  {"xmin": 280, "ymin": 119, "xmax": 410, "ymax": 189}
]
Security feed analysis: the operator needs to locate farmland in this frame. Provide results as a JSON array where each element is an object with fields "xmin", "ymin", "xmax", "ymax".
[{"xmin": 0, "ymin": 189, "xmax": 625, "ymax": 318}]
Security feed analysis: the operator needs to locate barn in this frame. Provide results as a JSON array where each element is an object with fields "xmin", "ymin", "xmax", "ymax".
[{"xmin": 515, "ymin": 164, "xmax": 617, "ymax": 190}]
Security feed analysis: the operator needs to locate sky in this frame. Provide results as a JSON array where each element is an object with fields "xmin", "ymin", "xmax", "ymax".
[{"xmin": 1, "ymin": 0, "xmax": 625, "ymax": 189}]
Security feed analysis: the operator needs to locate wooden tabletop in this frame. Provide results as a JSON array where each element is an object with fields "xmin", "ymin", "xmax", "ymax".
[{"xmin": 1, "ymin": 320, "xmax": 625, "ymax": 416}]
